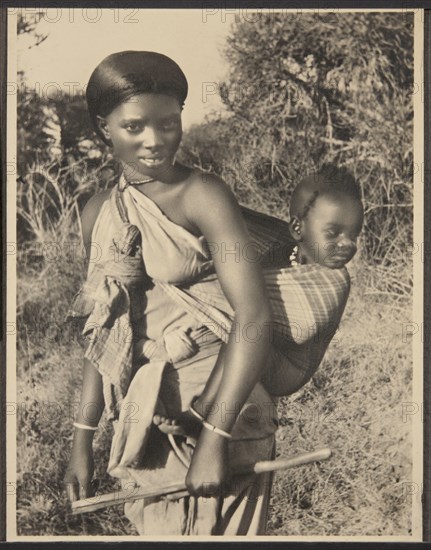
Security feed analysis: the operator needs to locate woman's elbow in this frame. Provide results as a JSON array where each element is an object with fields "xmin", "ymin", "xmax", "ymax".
[{"xmin": 235, "ymin": 301, "xmax": 273, "ymax": 325}]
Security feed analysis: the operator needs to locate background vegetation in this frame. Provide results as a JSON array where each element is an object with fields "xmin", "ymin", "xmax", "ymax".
[{"xmin": 16, "ymin": 12, "xmax": 415, "ymax": 536}]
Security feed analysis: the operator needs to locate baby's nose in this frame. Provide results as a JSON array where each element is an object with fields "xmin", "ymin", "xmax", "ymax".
[{"xmin": 337, "ymin": 237, "xmax": 356, "ymax": 250}]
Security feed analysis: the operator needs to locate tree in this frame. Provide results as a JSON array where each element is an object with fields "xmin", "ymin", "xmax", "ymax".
[
  {"xmin": 17, "ymin": 12, "xmax": 113, "ymax": 244},
  {"xmin": 17, "ymin": 10, "xmax": 48, "ymax": 48},
  {"xmin": 181, "ymin": 12, "xmax": 413, "ymax": 279}
]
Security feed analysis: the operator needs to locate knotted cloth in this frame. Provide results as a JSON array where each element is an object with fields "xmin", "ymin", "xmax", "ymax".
[{"xmin": 108, "ymin": 324, "xmax": 200, "ymax": 479}]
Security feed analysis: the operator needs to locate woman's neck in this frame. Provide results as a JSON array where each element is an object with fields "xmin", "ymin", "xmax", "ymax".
[{"xmin": 121, "ymin": 160, "xmax": 191, "ymax": 186}]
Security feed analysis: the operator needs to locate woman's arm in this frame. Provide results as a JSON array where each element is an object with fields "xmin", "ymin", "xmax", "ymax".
[
  {"xmin": 64, "ymin": 191, "xmax": 109, "ymax": 502},
  {"xmin": 183, "ymin": 173, "xmax": 273, "ymax": 495},
  {"xmin": 64, "ymin": 358, "xmax": 104, "ymax": 501}
]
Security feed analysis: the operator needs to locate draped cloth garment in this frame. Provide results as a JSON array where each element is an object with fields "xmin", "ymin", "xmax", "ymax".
[{"xmin": 67, "ymin": 176, "xmax": 350, "ymax": 534}]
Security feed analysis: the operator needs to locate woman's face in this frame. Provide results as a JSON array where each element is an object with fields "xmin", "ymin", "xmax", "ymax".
[{"xmin": 99, "ymin": 93, "xmax": 183, "ymax": 179}]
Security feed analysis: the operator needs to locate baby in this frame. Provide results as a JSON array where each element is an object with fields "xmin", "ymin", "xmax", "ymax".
[
  {"xmin": 288, "ymin": 164, "xmax": 363, "ymax": 269},
  {"xmin": 154, "ymin": 165, "xmax": 364, "ymax": 436}
]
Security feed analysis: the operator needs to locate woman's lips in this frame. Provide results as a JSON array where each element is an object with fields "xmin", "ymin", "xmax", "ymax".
[{"xmin": 138, "ymin": 156, "xmax": 166, "ymax": 167}]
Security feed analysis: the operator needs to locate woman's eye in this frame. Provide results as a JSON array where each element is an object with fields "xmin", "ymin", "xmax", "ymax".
[{"xmin": 125, "ymin": 123, "xmax": 141, "ymax": 133}]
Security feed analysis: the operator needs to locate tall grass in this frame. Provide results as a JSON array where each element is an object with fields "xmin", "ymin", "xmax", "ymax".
[{"xmin": 15, "ymin": 154, "xmax": 413, "ymax": 536}]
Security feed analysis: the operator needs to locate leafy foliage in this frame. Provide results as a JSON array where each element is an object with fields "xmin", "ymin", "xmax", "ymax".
[
  {"xmin": 181, "ymin": 12, "xmax": 414, "ymax": 288},
  {"xmin": 17, "ymin": 77, "xmax": 115, "ymax": 243}
]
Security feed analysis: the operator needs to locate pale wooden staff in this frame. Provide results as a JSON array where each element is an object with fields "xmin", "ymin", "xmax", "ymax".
[{"xmin": 71, "ymin": 447, "xmax": 331, "ymax": 515}]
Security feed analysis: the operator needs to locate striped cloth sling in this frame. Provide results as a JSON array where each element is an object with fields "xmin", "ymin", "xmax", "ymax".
[{"xmin": 67, "ymin": 185, "xmax": 350, "ymax": 420}]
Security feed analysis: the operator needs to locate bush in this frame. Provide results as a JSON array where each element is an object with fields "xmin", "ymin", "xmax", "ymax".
[{"xmin": 180, "ymin": 12, "xmax": 414, "ymax": 296}]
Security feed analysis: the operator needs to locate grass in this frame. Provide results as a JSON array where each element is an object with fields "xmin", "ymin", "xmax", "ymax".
[
  {"xmin": 14, "ymin": 237, "xmax": 413, "ymax": 536},
  {"xmin": 14, "ymin": 156, "xmax": 413, "ymax": 536},
  {"xmin": 268, "ymin": 266, "xmax": 412, "ymax": 536}
]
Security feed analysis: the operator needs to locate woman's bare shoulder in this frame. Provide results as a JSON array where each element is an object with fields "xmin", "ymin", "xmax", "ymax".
[
  {"xmin": 186, "ymin": 168, "xmax": 226, "ymax": 187},
  {"xmin": 81, "ymin": 189, "xmax": 111, "ymax": 246},
  {"xmin": 182, "ymin": 169, "xmax": 245, "ymax": 237},
  {"xmin": 183, "ymin": 169, "xmax": 237, "ymax": 208}
]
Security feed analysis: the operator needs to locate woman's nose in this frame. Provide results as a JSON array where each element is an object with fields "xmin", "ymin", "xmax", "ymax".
[{"xmin": 141, "ymin": 126, "xmax": 163, "ymax": 148}]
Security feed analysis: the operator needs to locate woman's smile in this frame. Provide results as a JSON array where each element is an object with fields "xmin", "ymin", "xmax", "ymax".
[{"xmin": 138, "ymin": 155, "xmax": 168, "ymax": 168}]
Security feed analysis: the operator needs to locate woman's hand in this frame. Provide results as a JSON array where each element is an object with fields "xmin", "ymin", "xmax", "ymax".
[
  {"xmin": 64, "ymin": 358, "xmax": 104, "ymax": 503},
  {"xmin": 185, "ymin": 428, "xmax": 229, "ymax": 498},
  {"xmin": 64, "ymin": 433, "xmax": 95, "ymax": 502}
]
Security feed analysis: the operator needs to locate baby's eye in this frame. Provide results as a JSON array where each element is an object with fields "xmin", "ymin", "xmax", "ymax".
[
  {"xmin": 160, "ymin": 119, "xmax": 179, "ymax": 131},
  {"xmin": 325, "ymin": 229, "xmax": 338, "ymax": 239}
]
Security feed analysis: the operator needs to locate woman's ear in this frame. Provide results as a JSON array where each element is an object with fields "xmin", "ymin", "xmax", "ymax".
[
  {"xmin": 96, "ymin": 116, "xmax": 111, "ymax": 141},
  {"xmin": 289, "ymin": 216, "xmax": 302, "ymax": 241}
]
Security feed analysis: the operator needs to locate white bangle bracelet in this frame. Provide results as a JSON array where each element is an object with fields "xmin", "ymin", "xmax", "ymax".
[
  {"xmin": 202, "ymin": 420, "xmax": 232, "ymax": 439},
  {"xmin": 73, "ymin": 421, "xmax": 98, "ymax": 431},
  {"xmin": 189, "ymin": 404, "xmax": 205, "ymax": 422}
]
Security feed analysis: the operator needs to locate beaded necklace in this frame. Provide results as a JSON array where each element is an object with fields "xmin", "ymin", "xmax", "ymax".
[{"xmin": 289, "ymin": 245, "xmax": 300, "ymax": 267}]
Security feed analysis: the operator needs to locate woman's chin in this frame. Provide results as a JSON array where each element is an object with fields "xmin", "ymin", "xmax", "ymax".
[
  {"xmin": 133, "ymin": 157, "xmax": 175, "ymax": 179},
  {"xmin": 122, "ymin": 157, "xmax": 174, "ymax": 181}
]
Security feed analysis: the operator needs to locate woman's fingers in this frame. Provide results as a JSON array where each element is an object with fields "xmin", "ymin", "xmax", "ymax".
[
  {"xmin": 186, "ymin": 480, "xmax": 223, "ymax": 498},
  {"xmin": 64, "ymin": 481, "xmax": 95, "ymax": 503},
  {"xmin": 79, "ymin": 482, "xmax": 95, "ymax": 499},
  {"xmin": 65, "ymin": 482, "xmax": 80, "ymax": 503},
  {"xmin": 165, "ymin": 490, "xmax": 190, "ymax": 501}
]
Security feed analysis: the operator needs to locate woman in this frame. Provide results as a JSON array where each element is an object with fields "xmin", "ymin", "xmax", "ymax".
[{"xmin": 64, "ymin": 51, "xmax": 351, "ymax": 535}]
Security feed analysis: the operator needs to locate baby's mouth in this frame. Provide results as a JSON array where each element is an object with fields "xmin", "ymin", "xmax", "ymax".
[{"xmin": 327, "ymin": 254, "xmax": 352, "ymax": 267}]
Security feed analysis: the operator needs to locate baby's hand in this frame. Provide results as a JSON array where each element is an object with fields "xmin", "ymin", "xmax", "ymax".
[{"xmin": 185, "ymin": 428, "xmax": 229, "ymax": 498}]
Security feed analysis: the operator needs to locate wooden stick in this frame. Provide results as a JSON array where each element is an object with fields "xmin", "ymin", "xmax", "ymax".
[
  {"xmin": 240, "ymin": 447, "xmax": 331, "ymax": 475},
  {"xmin": 71, "ymin": 447, "xmax": 331, "ymax": 515}
]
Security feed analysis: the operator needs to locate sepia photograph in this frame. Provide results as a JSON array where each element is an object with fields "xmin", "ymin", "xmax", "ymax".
[{"xmin": 5, "ymin": 3, "xmax": 426, "ymax": 541}]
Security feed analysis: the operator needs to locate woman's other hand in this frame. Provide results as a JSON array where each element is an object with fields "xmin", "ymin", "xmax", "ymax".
[{"xmin": 64, "ymin": 433, "xmax": 95, "ymax": 502}]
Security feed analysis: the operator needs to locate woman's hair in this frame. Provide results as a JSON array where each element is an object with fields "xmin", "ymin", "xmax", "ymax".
[
  {"xmin": 290, "ymin": 164, "xmax": 363, "ymax": 220},
  {"xmin": 86, "ymin": 51, "xmax": 188, "ymax": 144}
]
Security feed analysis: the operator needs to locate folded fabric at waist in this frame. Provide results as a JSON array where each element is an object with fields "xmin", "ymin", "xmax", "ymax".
[{"xmin": 108, "ymin": 325, "xmax": 277, "ymax": 479}]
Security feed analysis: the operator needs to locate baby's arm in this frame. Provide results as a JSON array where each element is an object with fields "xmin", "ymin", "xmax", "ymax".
[{"xmin": 192, "ymin": 343, "xmax": 226, "ymax": 418}]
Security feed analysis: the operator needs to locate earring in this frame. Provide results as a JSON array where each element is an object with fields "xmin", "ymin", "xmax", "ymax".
[{"xmin": 97, "ymin": 117, "xmax": 110, "ymax": 140}]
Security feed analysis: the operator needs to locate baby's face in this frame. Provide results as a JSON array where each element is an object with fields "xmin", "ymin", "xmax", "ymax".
[{"xmin": 299, "ymin": 194, "xmax": 363, "ymax": 269}]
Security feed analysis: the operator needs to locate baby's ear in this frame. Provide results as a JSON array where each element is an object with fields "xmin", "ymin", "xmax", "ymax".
[
  {"xmin": 96, "ymin": 116, "xmax": 111, "ymax": 141},
  {"xmin": 289, "ymin": 216, "xmax": 302, "ymax": 241}
]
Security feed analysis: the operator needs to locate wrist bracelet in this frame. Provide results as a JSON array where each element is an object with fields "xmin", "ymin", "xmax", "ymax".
[
  {"xmin": 202, "ymin": 419, "xmax": 232, "ymax": 439},
  {"xmin": 189, "ymin": 403, "xmax": 205, "ymax": 422},
  {"xmin": 73, "ymin": 421, "xmax": 98, "ymax": 431}
]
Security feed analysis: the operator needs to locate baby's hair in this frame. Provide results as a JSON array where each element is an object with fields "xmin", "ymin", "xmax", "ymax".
[
  {"xmin": 290, "ymin": 164, "xmax": 363, "ymax": 220},
  {"xmin": 297, "ymin": 190, "xmax": 320, "ymax": 220}
]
